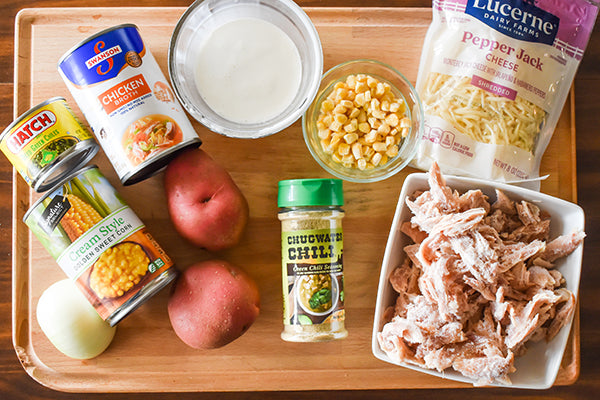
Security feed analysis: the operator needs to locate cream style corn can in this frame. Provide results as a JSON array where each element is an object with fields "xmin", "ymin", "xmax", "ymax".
[
  {"xmin": 24, "ymin": 165, "xmax": 176, "ymax": 326},
  {"xmin": 58, "ymin": 24, "xmax": 201, "ymax": 185}
]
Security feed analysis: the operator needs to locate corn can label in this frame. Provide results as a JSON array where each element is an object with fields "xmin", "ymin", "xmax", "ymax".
[
  {"xmin": 24, "ymin": 166, "xmax": 174, "ymax": 321},
  {"xmin": 0, "ymin": 98, "xmax": 97, "ymax": 191},
  {"xmin": 281, "ymin": 228, "xmax": 345, "ymax": 326},
  {"xmin": 58, "ymin": 24, "xmax": 201, "ymax": 185}
]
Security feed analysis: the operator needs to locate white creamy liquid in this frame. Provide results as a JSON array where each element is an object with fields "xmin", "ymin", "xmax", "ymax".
[{"xmin": 194, "ymin": 18, "xmax": 302, "ymax": 125}]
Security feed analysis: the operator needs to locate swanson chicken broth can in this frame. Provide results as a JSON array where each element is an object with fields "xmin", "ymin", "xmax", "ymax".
[
  {"xmin": 58, "ymin": 24, "xmax": 201, "ymax": 185},
  {"xmin": 24, "ymin": 165, "xmax": 177, "ymax": 326},
  {"xmin": 0, "ymin": 97, "xmax": 98, "ymax": 192}
]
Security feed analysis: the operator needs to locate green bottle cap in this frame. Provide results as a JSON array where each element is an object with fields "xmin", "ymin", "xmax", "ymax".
[{"xmin": 278, "ymin": 179, "xmax": 344, "ymax": 207}]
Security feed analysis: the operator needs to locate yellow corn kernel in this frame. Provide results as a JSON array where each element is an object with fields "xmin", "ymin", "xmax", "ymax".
[
  {"xmin": 357, "ymin": 158, "xmax": 367, "ymax": 170},
  {"xmin": 334, "ymin": 113, "xmax": 348, "ymax": 125},
  {"xmin": 372, "ymin": 109, "xmax": 386, "ymax": 119},
  {"xmin": 385, "ymin": 113, "xmax": 400, "ymax": 127},
  {"xmin": 371, "ymin": 152, "xmax": 383, "ymax": 166},
  {"xmin": 385, "ymin": 135, "xmax": 396, "ymax": 147},
  {"xmin": 354, "ymin": 92, "xmax": 366, "ymax": 107},
  {"xmin": 355, "ymin": 80, "xmax": 368, "ymax": 94},
  {"xmin": 318, "ymin": 128, "xmax": 331, "ymax": 140},
  {"xmin": 338, "ymin": 142, "xmax": 350, "ymax": 156},
  {"xmin": 61, "ymin": 194, "xmax": 103, "ymax": 241},
  {"xmin": 330, "ymin": 134, "xmax": 342, "ymax": 149},
  {"xmin": 358, "ymin": 122, "xmax": 371, "ymax": 134},
  {"xmin": 340, "ymin": 100, "xmax": 354, "ymax": 109},
  {"xmin": 377, "ymin": 122, "xmax": 391, "ymax": 135},
  {"xmin": 343, "ymin": 132, "xmax": 359, "ymax": 144},
  {"xmin": 370, "ymin": 98, "xmax": 380, "ymax": 111},
  {"xmin": 335, "ymin": 88, "xmax": 348, "ymax": 101},
  {"xmin": 399, "ymin": 117, "xmax": 411, "ymax": 128},
  {"xmin": 352, "ymin": 142, "xmax": 363, "ymax": 159},
  {"xmin": 329, "ymin": 120, "xmax": 343, "ymax": 132},
  {"xmin": 346, "ymin": 75, "xmax": 357, "ymax": 88},
  {"xmin": 363, "ymin": 146, "xmax": 375, "ymax": 160},
  {"xmin": 341, "ymin": 154, "xmax": 355, "ymax": 164},
  {"xmin": 386, "ymin": 144, "xmax": 399, "ymax": 157},
  {"xmin": 321, "ymin": 139, "xmax": 334, "ymax": 154},
  {"xmin": 344, "ymin": 119, "xmax": 358, "ymax": 133},
  {"xmin": 321, "ymin": 99, "xmax": 335, "ymax": 112},
  {"xmin": 322, "ymin": 114, "xmax": 334, "ymax": 126},
  {"xmin": 381, "ymin": 92, "xmax": 394, "ymax": 103},
  {"xmin": 368, "ymin": 117, "xmax": 381, "ymax": 130},
  {"xmin": 364, "ymin": 130, "xmax": 378, "ymax": 144},
  {"xmin": 357, "ymin": 110, "xmax": 368, "ymax": 123},
  {"xmin": 373, "ymin": 142, "xmax": 387, "ymax": 152},
  {"xmin": 364, "ymin": 90, "xmax": 372, "ymax": 102},
  {"xmin": 333, "ymin": 104, "xmax": 347, "ymax": 114},
  {"xmin": 375, "ymin": 82, "xmax": 386, "ymax": 97}
]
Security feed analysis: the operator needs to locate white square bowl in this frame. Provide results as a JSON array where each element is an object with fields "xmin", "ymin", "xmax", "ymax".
[{"xmin": 371, "ymin": 172, "xmax": 585, "ymax": 389}]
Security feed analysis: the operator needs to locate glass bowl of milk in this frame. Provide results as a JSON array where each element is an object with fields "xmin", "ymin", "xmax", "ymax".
[{"xmin": 169, "ymin": 0, "xmax": 323, "ymax": 139}]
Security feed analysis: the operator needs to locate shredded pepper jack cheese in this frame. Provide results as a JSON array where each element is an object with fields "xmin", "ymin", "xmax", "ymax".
[{"xmin": 422, "ymin": 73, "xmax": 546, "ymax": 153}]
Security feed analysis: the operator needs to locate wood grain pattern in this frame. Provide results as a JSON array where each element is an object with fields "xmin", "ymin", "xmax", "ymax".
[{"xmin": 10, "ymin": 6, "xmax": 580, "ymax": 393}]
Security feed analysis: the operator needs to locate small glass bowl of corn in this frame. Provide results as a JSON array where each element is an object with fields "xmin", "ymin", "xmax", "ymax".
[{"xmin": 302, "ymin": 59, "xmax": 424, "ymax": 183}]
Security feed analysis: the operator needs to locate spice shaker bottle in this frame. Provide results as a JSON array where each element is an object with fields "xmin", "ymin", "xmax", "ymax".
[{"xmin": 278, "ymin": 178, "xmax": 347, "ymax": 342}]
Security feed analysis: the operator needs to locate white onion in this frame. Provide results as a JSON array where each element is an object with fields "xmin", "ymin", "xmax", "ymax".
[{"xmin": 36, "ymin": 279, "xmax": 116, "ymax": 359}]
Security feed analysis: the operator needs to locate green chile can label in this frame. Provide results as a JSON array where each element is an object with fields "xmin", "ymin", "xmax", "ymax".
[
  {"xmin": 0, "ymin": 97, "xmax": 98, "ymax": 192},
  {"xmin": 281, "ymin": 227, "xmax": 345, "ymax": 326}
]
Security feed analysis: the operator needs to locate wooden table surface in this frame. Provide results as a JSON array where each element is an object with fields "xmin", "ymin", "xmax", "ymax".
[{"xmin": 1, "ymin": 1, "xmax": 598, "ymax": 399}]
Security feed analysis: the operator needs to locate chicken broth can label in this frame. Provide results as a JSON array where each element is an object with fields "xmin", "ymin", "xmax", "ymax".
[
  {"xmin": 0, "ymin": 98, "xmax": 98, "ymax": 192},
  {"xmin": 24, "ymin": 166, "xmax": 175, "ymax": 324},
  {"xmin": 281, "ymin": 228, "xmax": 345, "ymax": 326},
  {"xmin": 58, "ymin": 24, "xmax": 201, "ymax": 185}
]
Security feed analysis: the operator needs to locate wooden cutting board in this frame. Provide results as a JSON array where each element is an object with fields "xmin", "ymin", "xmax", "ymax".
[{"xmin": 12, "ymin": 7, "xmax": 579, "ymax": 392}]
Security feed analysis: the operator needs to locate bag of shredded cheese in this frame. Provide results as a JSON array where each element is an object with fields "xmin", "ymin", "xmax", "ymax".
[{"xmin": 413, "ymin": 0, "xmax": 598, "ymax": 184}]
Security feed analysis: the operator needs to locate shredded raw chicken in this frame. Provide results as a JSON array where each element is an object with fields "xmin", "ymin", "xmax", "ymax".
[{"xmin": 378, "ymin": 162, "xmax": 584, "ymax": 386}]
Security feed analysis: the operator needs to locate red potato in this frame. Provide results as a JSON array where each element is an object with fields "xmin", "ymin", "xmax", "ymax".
[
  {"xmin": 168, "ymin": 260, "xmax": 260, "ymax": 349},
  {"xmin": 164, "ymin": 148, "xmax": 249, "ymax": 252}
]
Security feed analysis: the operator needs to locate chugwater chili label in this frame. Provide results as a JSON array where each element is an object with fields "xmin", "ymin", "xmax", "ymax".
[{"xmin": 281, "ymin": 227, "xmax": 345, "ymax": 326}]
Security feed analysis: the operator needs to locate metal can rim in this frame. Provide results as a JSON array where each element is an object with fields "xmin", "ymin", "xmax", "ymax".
[
  {"xmin": 105, "ymin": 268, "xmax": 178, "ymax": 326},
  {"xmin": 57, "ymin": 23, "xmax": 139, "ymax": 67},
  {"xmin": 32, "ymin": 139, "xmax": 99, "ymax": 192},
  {"xmin": 0, "ymin": 97, "xmax": 67, "ymax": 142},
  {"xmin": 22, "ymin": 164, "xmax": 100, "ymax": 223},
  {"xmin": 120, "ymin": 137, "xmax": 202, "ymax": 186}
]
